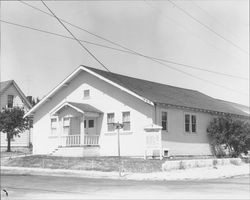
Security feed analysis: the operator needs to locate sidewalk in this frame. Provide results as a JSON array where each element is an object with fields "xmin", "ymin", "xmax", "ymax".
[{"xmin": 1, "ymin": 164, "xmax": 249, "ymax": 181}]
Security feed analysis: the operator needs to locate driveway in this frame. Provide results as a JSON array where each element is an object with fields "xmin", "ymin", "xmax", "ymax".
[{"xmin": 1, "ymin": 174, "xmax": 249, "ymax": 199}]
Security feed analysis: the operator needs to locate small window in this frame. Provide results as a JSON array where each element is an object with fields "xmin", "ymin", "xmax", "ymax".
[
  {"xmin": 122, "ymin": 112, "xmax": 130, "ymax": 131},
  {"xmin": 185, "ymin": 114, "xmax": 190, "ymax": 132},
  {"xmin": 83, "ymin": 90, "xmax": 90, "ymax": 98},
  {"xmin": 51, "ymin": 118, "xmax": 57, "ymax": 134},
  {"xmin": 107, "ymin": 113, "xmax": 115, "ymax": 132},
  {"xmin": 7, "ymin": 95, "xmax": 14, "ymax": 108},
  {"xmin": 161, "ymin": 111, "xmax": 168, "ymax": 131},
  {"xmin": 88, "ymin": 120, "xmax": 94, "ymax": 128}
]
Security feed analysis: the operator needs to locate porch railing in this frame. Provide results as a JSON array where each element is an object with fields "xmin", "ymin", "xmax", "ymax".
[
  {"xmin": 61, "ymin": 135, "xmax": 99, "ymax": 147},
  {"xmin": 84, "ymin": 135, "xmax": 99, "ymax": 146}
]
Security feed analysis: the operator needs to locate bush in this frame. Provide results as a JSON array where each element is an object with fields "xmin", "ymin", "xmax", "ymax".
[{"xmin": 207, "ymin": 116, "xmax": 250, "ymax": 157}]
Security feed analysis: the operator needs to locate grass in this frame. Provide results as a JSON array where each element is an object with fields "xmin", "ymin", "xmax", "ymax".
[{"xmin": 1, "ymin": 155, "xmax": 166, "ymax": 173}]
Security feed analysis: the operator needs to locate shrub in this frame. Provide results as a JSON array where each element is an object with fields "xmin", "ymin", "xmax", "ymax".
[{"xmin": 207, "ymin": 116, "xmax": 250, "ymax": 157}]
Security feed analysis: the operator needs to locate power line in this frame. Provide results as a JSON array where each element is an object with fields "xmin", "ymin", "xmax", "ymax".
[
  {"xmin": 143, "ymin": 0, "xmax": 247, "ymax": 67},
  {"xmin": 2, "ymin": 19, "xmax": 248, "ymax": 81},
  {"xmin": 17, "ymin": 1, "xmax": 249, "ymax": 81},
  {"xmin": 40, "ymin": 0, "xmax": 111, "ymax": 72},
  {"xmin": 12, "ymin": 1, "xmax": 249, "ymax": 94},
  {"xmin": 167, "ymin": 0, "xmax": 249, "ymax": 55}
]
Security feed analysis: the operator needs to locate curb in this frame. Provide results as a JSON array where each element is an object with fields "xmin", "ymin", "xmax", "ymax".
[{"xmin": 1, "ymin": 165, "xmax": 249, "ymax": 181}]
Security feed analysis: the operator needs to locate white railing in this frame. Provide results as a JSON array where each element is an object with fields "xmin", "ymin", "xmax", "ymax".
[
  {"xmin": 84, "ymin": 135, "xmax": 99, "ymax": 146},
  {"xmin": 60, "ymin": 135, "xmax": 99, "ymax": 147},
  {"xmin": 61, "ymin": 135, "xmax": 81, "ymax": 147}
]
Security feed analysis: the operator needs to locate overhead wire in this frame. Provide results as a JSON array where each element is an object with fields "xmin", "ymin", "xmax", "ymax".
[
  {"xmin": 19, "ymin": 0, "xmax": 248, "ymax": 81},
  {"xmin": 40, "ymin": 0, "xmax": 111, "ymax": 72},
  {"xmin": 1, "ymin": 19, "xmax": 248, "ymax": 81},
  {"xmin": 9, "ymin": 1, "xmax": 249, "ymax": 95},
  {"xmin": 167, "ymin": 0, "xmax": 249, "ymax": 55}
]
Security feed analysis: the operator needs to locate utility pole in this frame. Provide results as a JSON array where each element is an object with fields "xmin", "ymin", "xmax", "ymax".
[{"xmin": 114, "ymin": 122, "xmax": 123, "ymax": 177}]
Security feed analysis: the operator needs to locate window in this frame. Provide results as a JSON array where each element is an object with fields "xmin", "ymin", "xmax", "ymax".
[
  {"xmin": 185, "ymin": 114, "xmax": 197, "ymax": 133},
  {"xmin": 191, "ymin": 115, "xmax": 196, "ymax": 133},
  {"xmin": 50, "ymin": 118, "xmax": 57, "ymax": 134},
  {"xmin": 88, "ymin": 120, "xmax": 94, "ymax": 128},
  {"xmin": 83, "ymin": 90, "xmax": 90, "ymax": 98},
  {"xmin": 63, "ymin": 117, "xmax": 70, "ymax": 135},
  {"xmin": 185, "ymin": 114, "xmax": 190, "ymax": 132},
  {"xmin": 107, "ymin": 113, "xmax": 115, "ymax": 132},
  {"xmin": 161, "ymin": 111, "xmax": 168, "ymax": 131},
  {"xmin": 122, "ymin": 112, "xmax": 131, "ymax": 131},
  {"xmin": 7, "ymin": 95, "xmax": 14, "ymax": 108}
]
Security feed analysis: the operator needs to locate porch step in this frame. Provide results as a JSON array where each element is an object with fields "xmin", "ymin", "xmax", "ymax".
[{"xmin": 51, "ymin": 146, "xmax": 100, "ymax": 157}]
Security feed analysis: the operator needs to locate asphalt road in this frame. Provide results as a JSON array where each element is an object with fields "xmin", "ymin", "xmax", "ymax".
[{"xmin": 1, "ymin": 174, "xmax": 249, "ymax": 199}]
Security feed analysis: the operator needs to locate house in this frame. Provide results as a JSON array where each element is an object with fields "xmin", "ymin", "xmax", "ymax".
[
  {"xmin": 24, "ymin": 66, "xmax": 249, "ymax": 157},
  {"xmin": 0, "ymin": 80, "xmax": 32, "ymax": 150}
]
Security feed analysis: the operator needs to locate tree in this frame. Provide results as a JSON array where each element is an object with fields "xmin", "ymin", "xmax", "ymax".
[
  {"xmin": 207, "ymin": 116, "xmax": 250, "ymax": 157},
  {"xmin": 0, "ymin": 107, "xmax": 31, "ymax": 152}
]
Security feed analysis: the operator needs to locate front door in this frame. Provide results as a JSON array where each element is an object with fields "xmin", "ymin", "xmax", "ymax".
[{"xmin": 84, "ymin": 118, "xmax": 97, "ymax": 135}]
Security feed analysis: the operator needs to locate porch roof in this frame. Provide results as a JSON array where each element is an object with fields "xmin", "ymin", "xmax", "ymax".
[
  {"xmin": 67, "ymin": 102, "xmax": 103, "ymax": 113},
  {"xmin": 51, "ymin": 101, "xmax": 103, "ymax": 115}
]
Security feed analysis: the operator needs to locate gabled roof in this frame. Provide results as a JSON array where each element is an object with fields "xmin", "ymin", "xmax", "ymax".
[
  {"xmin": 0, "ymin": 80, "xmax": 13, "ymax": 93},
  {"xmin": 68, "ymin": 102, "xmax": 103, "ymax": 113},
  {"xmin": 0, "ymin": 80, "xmax": 32, "ymax": 109},
  {"xmin": 51, "ymin": 101, "xmax": 103, "ymax": 116},
  {"xmin": 24, "ymin": 65, "xmax": 248, "ymax": 118},
  {"xmin": 84, "ymin": 66, "xmax": 248, "ymax": 117}
]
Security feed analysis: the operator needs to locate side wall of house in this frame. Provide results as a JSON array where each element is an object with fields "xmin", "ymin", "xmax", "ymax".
[
  {"xmin": 32, "ymin": 71, "xmax": 153, "ymax": 156},
  {"xmin": 156, "ymin": 105, "xmax": 213, "ymax": 156},
  {"xmin": 0, "ymin": 84, "xmax": 31, "ymax": 148}
]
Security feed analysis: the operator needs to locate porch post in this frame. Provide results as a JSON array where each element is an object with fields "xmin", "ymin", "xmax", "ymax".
[{"xmin": 80, "ymin": 115, "xmax": 85, "ymax": 146}]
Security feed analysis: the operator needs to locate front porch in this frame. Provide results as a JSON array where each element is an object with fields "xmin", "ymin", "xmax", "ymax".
[
  {"xmin": 51, "ymin": 101, "xmax": 103, "ymax": 148},
  {"xmin": 60, "ymin": 134, "xmax": 100, "ymax": 147}
]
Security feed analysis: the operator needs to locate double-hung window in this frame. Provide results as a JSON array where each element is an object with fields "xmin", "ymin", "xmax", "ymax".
[
  {"xmin": 107, "ymin": 113, "xmax": 115, "ymax": 132},
  {"xmin": 51, "ymin": 118, "xmax": 57, "ymax": 135},
  {"xmin": 185, "ymin": 114, "xmax": 197, "ymax": 133},
  {"xmin": 7, "ymin": 95, "xmax": 14, "ymax": 108},
  {"xmin": 122, "ymin": 112, "xmax": 131, "ymax": 131},
  {"xmin": 161, "ymin": 111, "xmax": 168, "ymax": 131},
  {"xmin": 63, "ymin": 117, "xmax": 70, "ymax": 135}
]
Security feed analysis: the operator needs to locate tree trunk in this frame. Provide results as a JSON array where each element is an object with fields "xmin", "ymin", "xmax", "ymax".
[{"xmin": 7, "ymin": 133, "xmax": 11, "ymax": 152}]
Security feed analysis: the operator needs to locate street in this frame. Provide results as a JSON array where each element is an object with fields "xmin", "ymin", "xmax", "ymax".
[{"xmin": 1, "ymin": 174, "xmax": 249, "ymax": 199}]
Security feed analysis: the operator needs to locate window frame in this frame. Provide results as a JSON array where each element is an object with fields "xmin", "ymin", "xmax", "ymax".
[
  {"xmin": 50, "ymin": 117, "xmax": 58, "ymax": 135},
  {"xmin": 7, "ymin": 95, "xmax": 14, "ymax": 108},
  {"xmin": 107, "ymin": 113, "xmax": 115, "ymax": 132},
  {"xmin": 83, "ymin": 89, "xmax": 90, "ymax": 99},
  {"xmin": 122, "ymin": 111, "xmax": 131, "ymax": 131},
  {"xmin": 184, "ymin": 113, "xmax": 197, "ymax": 133},
  {"xmin": 161, "ymin": 111, "xmax": 168, "ymax": 132},
  {"xmin": 63, "ymin": 117, "xmax": 71, "ymax": 135}
]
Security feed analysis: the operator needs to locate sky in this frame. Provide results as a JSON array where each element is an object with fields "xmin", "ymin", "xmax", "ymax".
[{"xmin": 1, "ymin": 0, "xmax": 249, "ymax": 106}]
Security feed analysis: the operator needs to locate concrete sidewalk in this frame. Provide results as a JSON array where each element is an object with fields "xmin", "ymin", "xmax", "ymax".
[{"xmin": 1, "ymin": 164, "xmax": 249, "ymax": 181}]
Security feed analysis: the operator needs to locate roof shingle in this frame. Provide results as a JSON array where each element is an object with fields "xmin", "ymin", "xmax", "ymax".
[{"xmin": 85, "ymin": 66, "xmax": 247, "ymax": 116}]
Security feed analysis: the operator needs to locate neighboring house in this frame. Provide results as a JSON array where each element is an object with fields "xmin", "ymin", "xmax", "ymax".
[
  {"xmin": 24, "ymin": 66, "xmax": 249, "ymax": 157},
  {"xmin": 0, "ymin": 80, "xmax": 32, "ymax": 150}
]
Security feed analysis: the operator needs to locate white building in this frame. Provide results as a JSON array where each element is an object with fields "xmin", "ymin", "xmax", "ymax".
[{"xmin": 25, "ymin": 66, "xmax": 248, "ymax": 157}]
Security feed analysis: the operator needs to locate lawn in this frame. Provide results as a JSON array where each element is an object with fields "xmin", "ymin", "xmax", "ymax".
[{"xmin": 1, "ymin": 155, "xmax": 166, "ymax": 173}]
